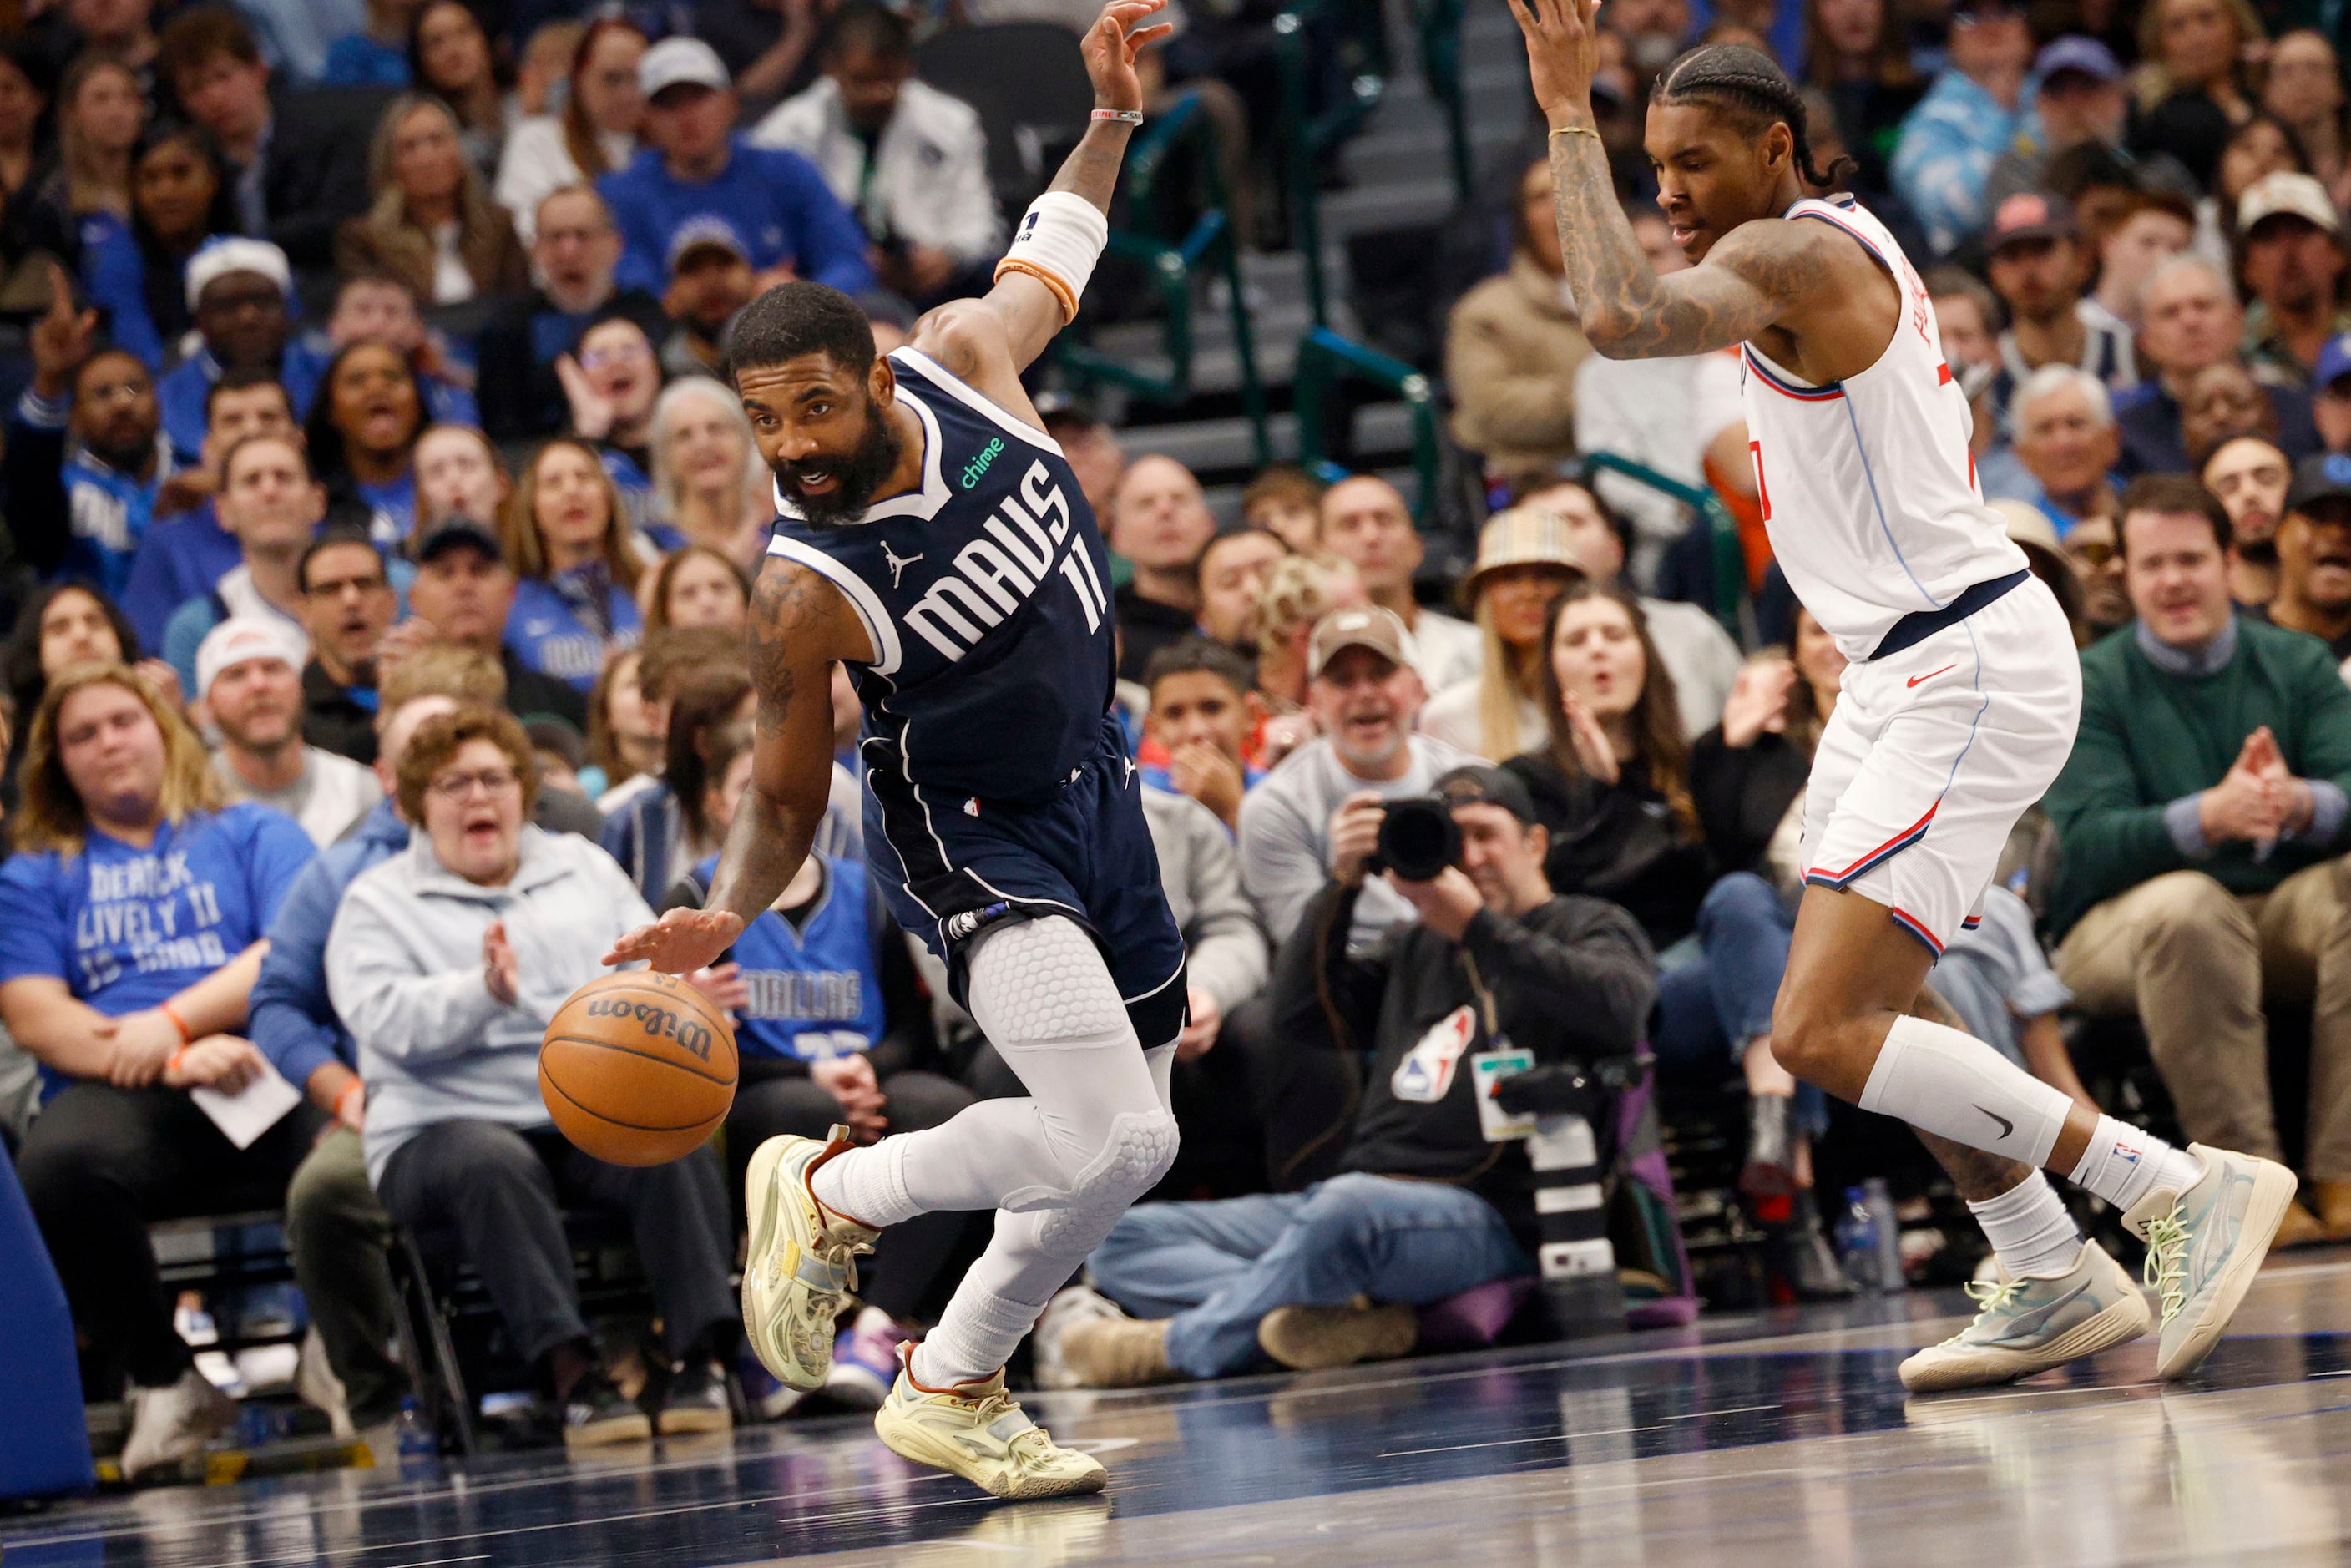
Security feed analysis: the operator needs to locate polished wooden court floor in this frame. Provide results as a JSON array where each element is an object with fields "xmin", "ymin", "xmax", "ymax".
[{"xmin": 17, "ymin": 1253, "xmax": 2351, "ymax": 1565}]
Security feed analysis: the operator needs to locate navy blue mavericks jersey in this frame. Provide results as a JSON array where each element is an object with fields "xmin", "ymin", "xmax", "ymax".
[
  {"xmin": 766, "ymin": 348, "xmax": 1187, "ymax": 1049},
  {"xmin": 765, "ymin": 346, "xmax": 1118, "ymax": 805},
  {"xmin": 694, "ymin": 853, "xmax": 888, "ymax": 1063}
]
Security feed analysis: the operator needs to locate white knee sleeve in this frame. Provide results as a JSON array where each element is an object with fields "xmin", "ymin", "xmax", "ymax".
[{"xmin": 964, "ymin": 916, "xmax": 1128, "ymax": 1045}]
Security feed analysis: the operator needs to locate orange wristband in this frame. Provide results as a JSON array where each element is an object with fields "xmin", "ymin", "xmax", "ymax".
[
  {"xmin": 161, "ymin": 1000, "xmax": 193, "ymax": 1045},
  {"xmin": 165, "ymin": 1047, "xmax": 190, "ymax": 1078},
  {"xmin": 333, "ymin": 1080, "xmax": 365, "ymax": 1125}
]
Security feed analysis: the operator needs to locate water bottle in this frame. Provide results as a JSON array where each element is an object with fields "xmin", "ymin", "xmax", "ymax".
[
  {"xmin": 1833, "ymin": 1186, "xmax": 1880, "ymax": 1291},
  {"xmin": 393, "ymin": 1397, "xmax": 436, "ymax": 1474},
  {"xmin": 1863, "ymin": 1178, "xmax": 1905, "ymax": 1295}
]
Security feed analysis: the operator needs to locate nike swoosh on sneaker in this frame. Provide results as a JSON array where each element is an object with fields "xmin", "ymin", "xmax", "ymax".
[
  {"xmin": 1977, "ymin": 1105, "xmax": 2015, "ymax": 1139},
  {"xmin": 1909, "ymin": 664, "xmax": 1959, "ymax": 688}
]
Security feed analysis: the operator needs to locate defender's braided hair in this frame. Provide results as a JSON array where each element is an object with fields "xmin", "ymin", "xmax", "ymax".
[{"xmin": 1651, "ymin": 44, "xmax": 1857, "ymax": 192}]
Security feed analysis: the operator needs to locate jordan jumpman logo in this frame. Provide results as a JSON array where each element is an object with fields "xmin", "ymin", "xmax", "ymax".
[{"xmin": 882, "ymin": 542, "xmax": 924, "ymax": 589}]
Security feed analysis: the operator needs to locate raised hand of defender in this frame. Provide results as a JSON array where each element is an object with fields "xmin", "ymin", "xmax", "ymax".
[
  {"xmin": 604, "ymin": 907, "xmax": 746, "ymax": 974},
  {"xmin": 1504, "ymin": 0, "xmax": 1604, "ymax": 127},
  {"xmin": 1084, "ymin": 0, "xmax": 1175, "ymax": 113}
]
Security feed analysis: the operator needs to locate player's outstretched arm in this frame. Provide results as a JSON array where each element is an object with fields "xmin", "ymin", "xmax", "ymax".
[
  {"xmin": 604, "ymin": 558, "xmax": 867, "ymax": 973},
  {"xmin": 908, "ymin": 0, "xmax": 1172, "ymax": 404},
  {"xmin": 1505, "ymin": 0, "xmax": 1818, "ymax": 358}
]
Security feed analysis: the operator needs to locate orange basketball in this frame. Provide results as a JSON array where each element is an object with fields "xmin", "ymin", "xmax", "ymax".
[{"xmin": 539, "ymin": 969, "xmax": 738, "ymax": 1166}]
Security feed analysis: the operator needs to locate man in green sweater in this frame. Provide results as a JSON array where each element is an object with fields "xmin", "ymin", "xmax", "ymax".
[{"xmin": 2045, "ymin": 470, "xmax": 2351, "ymax": 1247}]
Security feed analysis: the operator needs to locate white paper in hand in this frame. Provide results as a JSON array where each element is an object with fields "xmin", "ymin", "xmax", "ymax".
[{"xmin": 189, "ymin": 1057, "xmax": 302, "ymax": 1150}]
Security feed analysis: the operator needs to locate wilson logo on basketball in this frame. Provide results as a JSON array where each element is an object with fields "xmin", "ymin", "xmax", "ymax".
[{"xmin": 584, "ymin": 996, "xmax": 717, "ymax": 1063}]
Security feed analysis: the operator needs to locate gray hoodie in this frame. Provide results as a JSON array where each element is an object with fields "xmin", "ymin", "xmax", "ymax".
[{"xmin": 326, "ymin": 823, "xmax": 656, "ymax": 1186}]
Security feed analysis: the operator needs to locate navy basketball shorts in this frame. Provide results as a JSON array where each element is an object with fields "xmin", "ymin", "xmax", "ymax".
[{"xmin": 862, "ymin": 721, "xmax": 1191, "ymax": 1050}]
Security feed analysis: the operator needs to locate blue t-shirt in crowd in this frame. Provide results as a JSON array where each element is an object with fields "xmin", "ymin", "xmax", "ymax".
[
  {"xmin": 320, "ymin": 33, "xmax": 409, "ymax": 84},
  {"xmin": 121, "ymin": 504, "xmax": 241, "ymax": 655},
  {"xmin": 700, "ymin": 854, "xmax": 889, "ymax": 1061},
  {"xmin": 356, "ymin": 471, "xmax": 418, "ymax": 549},
  {"xmin": 0, "ymin": 802, "xmax": 316, "ymax": 1093},
  {"xmin": 597, "ymin": 140, "xmax": 876, "ymax": 297},
  {"xmin": 159, "ymin": 341, "xmax": 318, "ymax": 465},
  {"xmin": 504, "ymin": 568, "xmax": 642, "ymax": 690},
  {"xmin": 79, "ymin": 210, "xmax": 166, "ymax": 372}
]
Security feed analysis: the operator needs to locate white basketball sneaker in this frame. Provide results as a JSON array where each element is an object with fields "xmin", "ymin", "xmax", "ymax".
[
  {"xmin": 874, "ymin": 1350, "xmax": 1108, "ymax": 1500},
  {"xmin": 2125, "ymin": 1142, "xmax": 2298, "ymax": 1381},
  {"xmin": 741, "ymin": 1125, "xmax": 878, "ymax": 1391},
  {"xmin": 1898, "ymin": 1239, "xmax": 2150, "ymax": 1393}
]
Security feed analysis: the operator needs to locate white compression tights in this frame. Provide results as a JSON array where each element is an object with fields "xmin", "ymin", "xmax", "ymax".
[{"xmin": 809, "ymin": 916, "xmax": 1178, "ymax": 1386}]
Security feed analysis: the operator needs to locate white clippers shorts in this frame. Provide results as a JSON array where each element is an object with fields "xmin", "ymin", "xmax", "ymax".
[{"xmin": 1800, "ymin": 573, "xmax": 2081, "ymax": 958}]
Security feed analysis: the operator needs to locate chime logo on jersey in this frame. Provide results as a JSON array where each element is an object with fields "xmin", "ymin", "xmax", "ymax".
[
  {"xmin": 902, "ymin": 459, "xmax": 1109, "ymax": 660},
  {"xmin": 1392, "ymin": 1005, "xmax": 1478, "ymax": 1104}
]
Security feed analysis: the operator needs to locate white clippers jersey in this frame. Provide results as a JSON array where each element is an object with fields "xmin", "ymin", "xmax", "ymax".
[{"xmin": 1737, "ymin": 197, "xmax": 2028, "ymax": 660}]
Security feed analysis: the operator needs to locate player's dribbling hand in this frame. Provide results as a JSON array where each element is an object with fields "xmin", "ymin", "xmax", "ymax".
[
  {"xmin": 1083, "ymin": 0, "xmax": 1175, "ymax": 114},
  {"xmin": 604, "ymin": 908, "xmax": 746, "ymax": 974},
  {"xmin": 1504, "ymin": 0, "xmax": 1604, "ymax": 129}
]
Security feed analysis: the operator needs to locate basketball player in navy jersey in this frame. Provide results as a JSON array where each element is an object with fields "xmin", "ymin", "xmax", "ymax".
[
  {"xmin": 1506, "ymin": 0, "xmax": 2293, "ymax": 1394},
  {"xmin": 607, "ymin": 0, "xmax": 1186, "ymax": 1500}
]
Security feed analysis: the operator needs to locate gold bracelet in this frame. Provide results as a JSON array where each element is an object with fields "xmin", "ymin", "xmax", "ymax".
[{"xmin": 1549, "ymin": 124, "xmax": 1602, "ymax": 140}]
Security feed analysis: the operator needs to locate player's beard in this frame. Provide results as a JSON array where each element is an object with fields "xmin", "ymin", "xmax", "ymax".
[{"xmin": 776, "ymin": 407, "xmax": 906, "ymax": 527}]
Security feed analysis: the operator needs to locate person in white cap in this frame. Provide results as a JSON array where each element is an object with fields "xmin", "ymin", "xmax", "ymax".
[
  {"xmin": 154, "ymin": 236, "xmax": 296, "ymax": 462},
  {"xmin": 200, "ymin": 615, "xmax": 383, "ymax": 847},
  {"xmin": 597, "ymin": 35, "xmax": 877, "ymax": 299},
  {"xmin": 2239, "ymin": 169, "xmax": 2351, "ymax": 389}
]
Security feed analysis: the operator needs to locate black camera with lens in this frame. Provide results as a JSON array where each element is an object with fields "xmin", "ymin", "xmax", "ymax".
[{"xmin": 1371, "ymin": 796, "xmax": 1462, "ymax": 882}]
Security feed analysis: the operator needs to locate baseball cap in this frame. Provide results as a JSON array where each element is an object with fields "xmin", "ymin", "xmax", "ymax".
[
  {"xmin": 414, "ymin": 517, "xmax": 503, "ymax": 564},
  {"xmin": 666, "ymin": 215, "xmax": 750, "ymax": 274},
  {"xmin": 2238, "ymin": 170, "xmax": 2338, "ymax": 236},
  {"xmin": 1307, "ymin": 605, "xmax": 1411, "ymax": 679},
  {"xmin": 195, "ymin": 615, "xmax": 308, "ymax": 699},
  {"xmin": 1433, "ymin": 765, "xmax": 1537, "ymax": 826},
  {"xmin": 2316, "ymin": 331, "xmax": 2351, "ymax": 395},
  {"xmin": 639, "ymin": 36, "xmax": 730, "ymax": 98},
  {"xmin": 2033, "ymin": 36, "xmax": 2122, "ymax": 84},
  {"xmin": 2287, "ymin": 453, "xmax": 2351, "ymax": 515},
  {"xmin": 185, "ymin": 236, "xmax": 292, "ymax": 312},
  {"xmin": 1984, "ymin": 190, "xmax": 2077, "ymax": 253}
]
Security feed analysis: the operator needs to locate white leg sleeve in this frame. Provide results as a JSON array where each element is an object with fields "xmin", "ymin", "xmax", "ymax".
[
  {"xmin": 899, "ymin": 918, "xmax": 1178, "ymax": 1386},
  {"xmin": 1860, "ymin": 1014, "xmax": 2073, "ymax": 1168},
  {"xmin": 815, "ymin": 918, "xmax": 1178, "ymax": 1226}
]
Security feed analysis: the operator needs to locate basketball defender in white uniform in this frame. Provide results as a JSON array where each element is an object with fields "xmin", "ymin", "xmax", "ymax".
[{"xmin": 1509, "ymin": 14, "xmax": 2297, "ymax": 1390}]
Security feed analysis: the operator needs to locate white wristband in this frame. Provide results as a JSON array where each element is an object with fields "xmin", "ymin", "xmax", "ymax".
[{"xmin": 995, "ymin": 191, "xmax": 1110, "ymax": 326}]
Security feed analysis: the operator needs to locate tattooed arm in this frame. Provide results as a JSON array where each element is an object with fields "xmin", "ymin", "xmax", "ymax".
[
  {"xmin": 603, "ymin": 558, "xmax": 872, "ymax": 973},
  {"xmin": 910, "ymin": 0, "xmax": 1171, "ymax": 420},
  {"xmin": 1508, "ymin": 0, "xmax": 1830, "ymax": 359}
]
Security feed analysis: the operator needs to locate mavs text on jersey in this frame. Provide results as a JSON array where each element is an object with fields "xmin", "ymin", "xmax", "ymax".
[{"xmin": 766, "ymin": 347, "xmax": 1187, "ymax": 1047}]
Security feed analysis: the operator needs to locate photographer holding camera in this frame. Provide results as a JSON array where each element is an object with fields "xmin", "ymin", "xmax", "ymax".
[{"xmin": 1048, "ymin": 766, "xmax": 1656, "ymax": 1388}]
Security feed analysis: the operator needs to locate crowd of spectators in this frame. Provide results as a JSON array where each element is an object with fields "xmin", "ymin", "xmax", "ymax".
[{"xmin": 6, "ymin": 0, "xmax": 2351, "ymax": 1498}]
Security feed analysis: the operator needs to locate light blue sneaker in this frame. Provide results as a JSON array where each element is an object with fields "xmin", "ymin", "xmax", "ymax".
[
  {"xmin": 1898, "ymin": 1238, "xmax": 2151, "ymax": 1393},
  {"xmin": 2125, "ymin": 1142, "xmax": 2299, "ymax": 1380}
]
